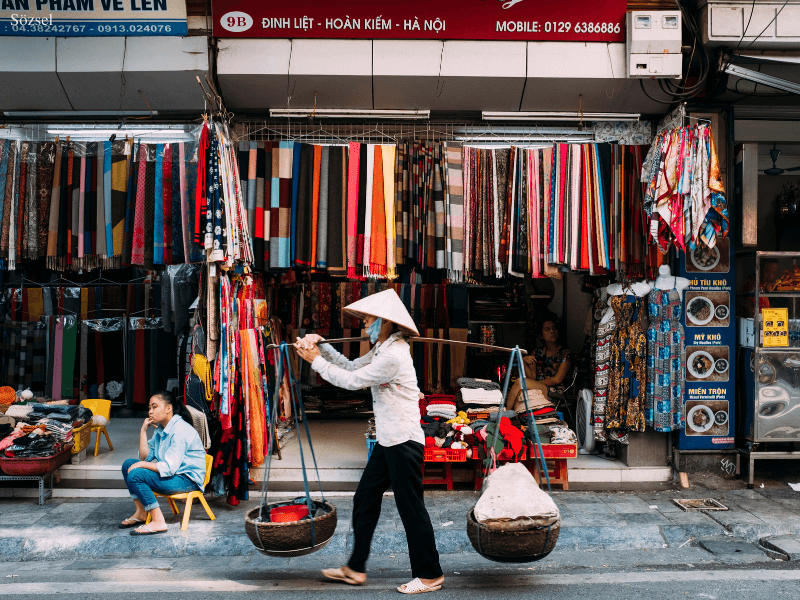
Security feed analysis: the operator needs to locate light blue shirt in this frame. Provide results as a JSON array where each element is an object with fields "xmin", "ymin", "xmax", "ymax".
[{"xmin": 146, "ymin": 415, "xmax": 207, "ymax": 489}]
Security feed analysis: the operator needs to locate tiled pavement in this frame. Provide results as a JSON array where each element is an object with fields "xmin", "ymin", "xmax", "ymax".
[{"xmin": 0, "ymin": 487, "xmax": 799, "ymax": 561}]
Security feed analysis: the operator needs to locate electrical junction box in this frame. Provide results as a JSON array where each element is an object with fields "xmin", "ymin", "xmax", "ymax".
[{"xmin": 627, "ymin": 10, "xmax": 683, "ymax": 79}]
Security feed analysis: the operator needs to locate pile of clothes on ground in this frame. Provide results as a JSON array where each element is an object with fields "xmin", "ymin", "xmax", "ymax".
[{"xmin": 0, "ymin": 401, "xmax": 93, "ymax": 459}]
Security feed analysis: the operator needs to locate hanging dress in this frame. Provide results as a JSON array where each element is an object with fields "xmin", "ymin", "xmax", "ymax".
[
  {"xmin": 593, "ymin": 304, "xmax": 616, "ymax": 443},
  {"xmin": 645, "ymin": 284, "xmax": 685, "ymax": 432},
  {"xmin": 605, "ymin": 294, "xmax": 647, "ymax": 441}
]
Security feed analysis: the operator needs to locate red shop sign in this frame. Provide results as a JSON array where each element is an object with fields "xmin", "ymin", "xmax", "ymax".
[{"xmin": 212, "ymin": 0, "xmax": 626, "ymax": 42}]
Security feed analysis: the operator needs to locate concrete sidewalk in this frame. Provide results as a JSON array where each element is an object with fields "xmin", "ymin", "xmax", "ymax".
[{"xmin": 0, "ymin": 488, "xmax": 799, "ymax": 562}]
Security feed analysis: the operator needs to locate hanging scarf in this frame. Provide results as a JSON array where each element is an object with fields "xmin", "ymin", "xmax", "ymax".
[
  {"xmin": 369, "ymin": 145, "xmax": 387, "ymax": 277},
  {"xmin": 316, "ymin": 145, "xmax": 330, "ymax": 269},
  {"xmin": 253, "ymin": 141, "xmax": 268, "ymax": 270},
  {"xmin": 381, "ymin": 144, "xmax": 396, "ymax": 280},
  {"xmin": 294, "ymin": 143, "xmax": 315, "ymax": 268},
  {"xmin": 270, "ymin": 141, "xmax": 293, "ymax": 270},
  {"xmin": 443, "ymin": 142, "xmax": 463, "ymax": 282},
  {"xmin": 327, "ymin": 146, "xmax": 348, "ymax": 277}
]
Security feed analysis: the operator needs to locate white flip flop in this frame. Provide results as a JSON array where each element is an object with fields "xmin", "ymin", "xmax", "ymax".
[{"xmin": 397, "ymin": 577, "xmax": 442, "ymax": 594}]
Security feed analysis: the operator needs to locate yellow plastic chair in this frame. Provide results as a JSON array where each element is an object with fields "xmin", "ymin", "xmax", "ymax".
[
  {"xmin": 146, "ymin": 454, "xmax": 216, "ymax": 531},
  {"xmin": 80, "ymin": 399, "xmax": 114, "ymax": 457}
]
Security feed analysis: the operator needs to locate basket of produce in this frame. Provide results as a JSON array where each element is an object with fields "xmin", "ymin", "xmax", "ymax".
[
  {"xmin": 0, "ymin": 444, "xmax": 73, "ymax": 476},
  {"xmin": 245, "ymin": 500, "xmax": 337, "ymax": 558}
]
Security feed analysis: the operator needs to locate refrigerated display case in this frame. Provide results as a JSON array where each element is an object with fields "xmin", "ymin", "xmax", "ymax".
[{"xmin": 740, "ymin": 251, "xmax": 800, "ymax": 488}]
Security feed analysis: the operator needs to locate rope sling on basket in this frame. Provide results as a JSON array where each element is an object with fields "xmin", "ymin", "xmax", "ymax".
[
  {"xmin": 467, "ymin": 346, "xmax": 561, "ymax": 564},
  {"xmin": 244, "ymin": 342, "xmax": 337, "ymax": 557}
]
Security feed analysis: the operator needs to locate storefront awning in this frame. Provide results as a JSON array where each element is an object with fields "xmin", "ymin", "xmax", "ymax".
[
  {"xmin": 216, "ymin": 39, "xmax": 666, "ymax": 115},
  {"xmin": 0, "ymin": 36, "xmax": 209, "ymax": 115}
]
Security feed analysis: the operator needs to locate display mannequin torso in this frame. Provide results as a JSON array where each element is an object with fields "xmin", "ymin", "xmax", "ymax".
[
  {"xmin": 649, "ymin": 265, "xmax": 690, "ymax": 299},
  {"xmin": 600, "ymin": 282, "xmax": 652, "ymax": 324}
]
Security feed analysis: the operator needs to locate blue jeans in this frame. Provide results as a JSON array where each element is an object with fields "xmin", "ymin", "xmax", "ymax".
[{"xmin": 121, "ymin": 459, "xmax": 197, "ymax": 512}]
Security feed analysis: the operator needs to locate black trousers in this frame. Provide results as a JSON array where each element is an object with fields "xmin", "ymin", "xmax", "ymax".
[{"xmin": 348, "ymin": 440, "xmax": 443, "ymax": 579}]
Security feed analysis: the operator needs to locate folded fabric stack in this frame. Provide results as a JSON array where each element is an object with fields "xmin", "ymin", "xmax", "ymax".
[
  {"xmin": 518, "ymin": 405, "xmax": 561, "ymax": 427},
  {"xmin": 425, "ymin": 395, "xmax": 457, "ymax": 420},
  {"xmin": 5, "ymin": 431, "xmax": 63, "ymax": 458},
  {"xmin": 519, "ymin": 389, "xmax": 555, "ymax": 413},
  {"xmin": 460, "ymin": 387, "xmax": 504, "ymax": 406},
  {"xmin": 27, "ymin": 403, "xmax": 84, "ymax": 424},
  {"xmin": 457, "ymin": 377, "xmax": 501, "ymax": 391},
  {"xmin": 423, "ymin": 394, "xmax": 456, "ymax": 417},
  {"xmin": 38, "ymin": 419, "xmax": 74, "ymax": 443},
  {"xmin": 4, "ymin": 404, "xmax": 33, "ymax": 420},
  {"xmin": 465, "ymin": 406, "xmax": 499, "ymax": 415}
]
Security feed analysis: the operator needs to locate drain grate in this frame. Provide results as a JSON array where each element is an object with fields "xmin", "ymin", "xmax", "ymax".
[{"xmin": 673, "ymin": 498, "xmax": 729, "ymax": 511}]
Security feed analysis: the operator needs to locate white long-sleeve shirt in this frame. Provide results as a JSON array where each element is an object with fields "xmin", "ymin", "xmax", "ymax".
[{"xmin": 311, "ymin": 333, "xmax": 425, "ymax": 447}]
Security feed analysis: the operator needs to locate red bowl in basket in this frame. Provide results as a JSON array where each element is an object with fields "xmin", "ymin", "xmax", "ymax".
[{"xmin": 270, "ymin": 504, "xmax": 310, "ymax": 523}]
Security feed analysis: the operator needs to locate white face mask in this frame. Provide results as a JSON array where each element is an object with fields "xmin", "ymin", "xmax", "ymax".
[{"xmin": 367, "ymin": 318, "xmax": 383, "ymax": 343}]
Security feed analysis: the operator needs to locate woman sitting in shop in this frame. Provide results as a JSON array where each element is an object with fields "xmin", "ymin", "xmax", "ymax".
[
  {"xmin": 295, "ymin": 289, "xmax": 443, "ymax": 595},
  {"xmin": 506, "ymin": 317, "xmax": 573, "ymax": 413},
  {"xmin": 118, "ymin": 391, "xmax": 206, "ymax": 536}
]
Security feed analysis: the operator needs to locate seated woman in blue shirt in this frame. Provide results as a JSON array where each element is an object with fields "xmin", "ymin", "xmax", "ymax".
[{"xmin": 119, "ymin": 391, "xmax": 207, "ymax": 536}]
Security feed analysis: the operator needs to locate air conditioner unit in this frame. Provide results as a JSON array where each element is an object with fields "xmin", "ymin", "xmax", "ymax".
[
  {"xmin": 576, "ymin": 389, "xmax": 597, "ymax": 454},
  {"xmin": 627, "ymin": 10, "xmax": 683, "ymax": 79}
]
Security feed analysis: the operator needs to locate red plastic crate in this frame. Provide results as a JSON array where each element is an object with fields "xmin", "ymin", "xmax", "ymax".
[
  {"xmin": 528, "ymin": 443, "xmax": 578, "ymax": 459},
  {"xmin": 270, "ymin": 504, "xmax": 309, "ymax": 523},
  {"xmin": 424, "ymin": 448, "xmax": 468, "ymax": 462}
]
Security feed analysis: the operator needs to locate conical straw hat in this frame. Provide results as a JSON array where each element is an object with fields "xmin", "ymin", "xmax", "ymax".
[{"xmin": 343, "ymin": 289, "xmax": 420, "ymax": 337}]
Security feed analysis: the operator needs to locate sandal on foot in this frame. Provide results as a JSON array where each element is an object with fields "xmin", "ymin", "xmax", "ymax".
[
  {"xmin": 130, "ymin": 526, "xmax": 167, "ymax": 536},
  {"xmin": 321, "ymin": 567, "xmax": 366, "ymax": 586},
  {"xmin": 118, "ymin": 518, "xmax": 144, "ymax": 530},
  {"xmin": 397, "ymin": 578, "xmax": 442, "ymax": 594}
]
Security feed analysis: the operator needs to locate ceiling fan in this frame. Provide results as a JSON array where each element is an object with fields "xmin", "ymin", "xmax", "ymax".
[{"xmin": 761, "ymin": 145, "xmax": 800, "ymax": 176}]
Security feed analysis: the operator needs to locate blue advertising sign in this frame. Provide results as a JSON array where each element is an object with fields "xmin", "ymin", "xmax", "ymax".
[
  {"xmin": 677, "ymin": 235, "xmax": 736, "ymax": 450},
  {"xmin": 0, "ymin": 0, "xmax": 187, "ymax": 36}
]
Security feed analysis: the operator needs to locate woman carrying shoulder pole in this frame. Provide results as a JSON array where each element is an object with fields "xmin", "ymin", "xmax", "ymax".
[{"xmin": 295, "ymin": 289, "xmax": 444, "ymax": 595}]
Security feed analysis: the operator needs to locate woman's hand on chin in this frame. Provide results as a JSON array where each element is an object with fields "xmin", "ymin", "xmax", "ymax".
[{"xmin": 142, "ymin": 417, "xmax": 155, "ymax": 431}]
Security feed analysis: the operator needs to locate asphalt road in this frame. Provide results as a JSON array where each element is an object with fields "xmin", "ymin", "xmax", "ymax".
[{"xmin": 1, "ymin": 553, "xmax": 800, "ymax": 599}]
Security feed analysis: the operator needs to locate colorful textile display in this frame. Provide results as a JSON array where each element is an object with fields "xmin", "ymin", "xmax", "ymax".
[
  {"xmin": 0, "ymin": 138, "xmax": 200, "ymax": 271},
  {"xmin": 641, "ymin": 123, "xmax": 729, "ymax": 253},
  {"xmin": 194, "ymin": 120, "xmax": 253, "ymax": 266},
  {"xmin": 209, "ymin": 272, "xmax": 274, "ymax": 504}
]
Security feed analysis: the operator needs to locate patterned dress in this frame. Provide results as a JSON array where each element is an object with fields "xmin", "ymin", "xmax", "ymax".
[
  {"xmin": 593, "ymin": 314, "xmax": 616, "ymax": 442},
  {"xmin": 605, "ymin": 294, "xmax": 647, "ymax": 440},
  {"xmin": 645, "ymin": 288, "xmax": 685, "ymax": 432}
]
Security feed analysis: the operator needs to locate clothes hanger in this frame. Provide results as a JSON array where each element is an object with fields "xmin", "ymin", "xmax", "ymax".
[
  {"xmin": 45, "ymin": 274, "xmax": 82, "ymax": 287},
  {"xmin": 84, "ymin": 270, "xmax": 117, "ymax": 286}
]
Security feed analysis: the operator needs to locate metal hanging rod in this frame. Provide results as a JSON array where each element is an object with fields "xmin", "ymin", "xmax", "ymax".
[
  {"xmin": 238, "ymin": 120, "xmax": 601, "ymax": 146},
  {"xmin": 265, "ymin": 335, "xmax": 527, "ymax": 355}
]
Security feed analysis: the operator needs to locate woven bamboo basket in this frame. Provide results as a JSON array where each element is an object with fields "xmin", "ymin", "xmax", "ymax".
[
  {"xmin": 245, "ymin": 501, "xmax": 337, "ymax": 558},
  {"xmin": 466, "ymin": 508, "xmax": 560, "ymax": 563}
]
